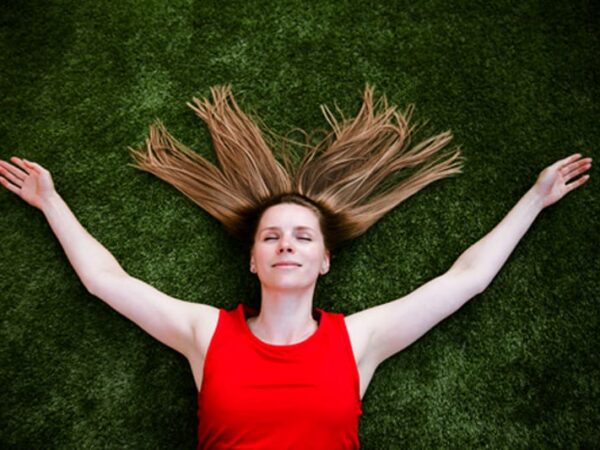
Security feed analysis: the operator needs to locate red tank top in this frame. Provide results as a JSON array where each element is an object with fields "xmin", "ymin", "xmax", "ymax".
[{"xmin": 197, "ymin": 304, "xmax": 362, "ymax": 449}]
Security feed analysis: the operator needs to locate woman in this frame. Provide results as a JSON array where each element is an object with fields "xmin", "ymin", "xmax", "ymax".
[{"xmin": 0, "ymin": 86, "xmax": 591, "ymax": 449}]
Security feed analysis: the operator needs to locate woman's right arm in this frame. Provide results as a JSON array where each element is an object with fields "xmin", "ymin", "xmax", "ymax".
[{"xmin": 0, "ymin": 156, "xmax": 218, "ymax": 359}]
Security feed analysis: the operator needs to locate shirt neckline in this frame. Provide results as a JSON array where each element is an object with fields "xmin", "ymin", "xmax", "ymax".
[{"xmin": 239, "ymin": 304, "xmax": 325, "ymax": 350}]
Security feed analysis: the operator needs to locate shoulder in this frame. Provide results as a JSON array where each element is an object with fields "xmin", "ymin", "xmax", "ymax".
[
  {"xmin": 315, "ymin": 308, "xmax": 347, "ymax": 330},
  {"xmin": 343, "ymin": 312, "xmax": 372, "ymax": 366},
  {"xmin": 190, "ymin": 303, "xmax": 223, "ymax": 357},
  {"xmin": 317, "ymin": 309, "xmax": 358, "ymax": 351},
  {"xmin": 195, "ymin": 303, "xmax": 250, "ymax": 352}
]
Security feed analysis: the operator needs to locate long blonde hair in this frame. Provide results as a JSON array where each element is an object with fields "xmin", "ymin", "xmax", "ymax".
[{"xmin": 128, "ymin": 85, "xmax": 462, "ymax": 249}]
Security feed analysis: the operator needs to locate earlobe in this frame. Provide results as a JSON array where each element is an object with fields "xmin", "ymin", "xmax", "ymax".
[{"xmin": 250, "ymin": 255, "xmax": 256, "ymax": 274}]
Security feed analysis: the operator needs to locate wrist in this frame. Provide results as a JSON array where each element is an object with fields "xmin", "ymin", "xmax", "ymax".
[
  {"xmin": 40, "ymin": 191, "xmax": 62, "ymax": 214},
  {"xmin": 525, "ymin": 186, "xmax": 546, "ymax": 212}
]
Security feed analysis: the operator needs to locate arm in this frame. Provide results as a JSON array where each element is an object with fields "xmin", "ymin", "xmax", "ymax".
[
  {"xmin": 0, "ymin": 156, "xmax": 218, "ymax": 358},
  {"xmin": 346, "ymin": 153, "xmax": 592, "ymax": 371},
  {"xmin": 37, "ymin": 182, "xmax": 127, "ymax": 288}
]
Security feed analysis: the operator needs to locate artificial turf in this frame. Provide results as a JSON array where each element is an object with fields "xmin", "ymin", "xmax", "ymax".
[{"xmin": 1, "ymin": 0, "xmax": 599, "ymax": 448}]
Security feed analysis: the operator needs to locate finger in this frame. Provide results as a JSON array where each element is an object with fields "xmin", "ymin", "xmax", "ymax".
[
  {"xmin": 562, "ymin": 158, "xmax": 592, "ymax": 179},
  {"xmin": 0, "ymin": 175, "xmax": 21, "ymax": 195},
  {"xmin": 559, "ymin": 158, "xmax": 592, "ymax": 175},
  {"xmin": 22, "ymin": 159, "xmax": 41, "ymax": 174},
  {"xmin": 563, "ymin": 153, "xmax": 583, "ymax": 164},
  {"xmin": 565, "ymin": 174, "xmax": 590, "ymax": 193},
  {"xmin": 554, "ymin": 153, "xmax": 583, "ymax": 170},
  {"xmin": 11, "ymin": 156, "xmax": 32, "ymax": 171},
  {"xmin": 0, "ymin": 161, "xmax": 24, "ymax": 186},
  {"xmin": 23, "ymin": 159, "xmax": 45, "ymax": 174},
  {"xmin": 7, "ymin": 157, "xmax": 29, "ymax": 179},
  {"xmin": 556, "ymin": 155, "xmax": 586, "ymax": 177}
]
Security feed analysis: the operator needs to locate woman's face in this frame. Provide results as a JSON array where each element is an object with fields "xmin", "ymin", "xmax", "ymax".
[{"xmin": 250, "ymin": 203, "xmax": 330, "ymax": 291}]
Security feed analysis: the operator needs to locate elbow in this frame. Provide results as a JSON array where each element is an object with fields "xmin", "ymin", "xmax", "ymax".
[
  {"xmin": 79, "ymin": 271, "xmax": 98, "ymax": 295},
  {"xmin": 83, "ymin": 276, "xmax": 102, "ymax": 297},
  {"xmin": 449, "ymin": 266, "xmax": 490, "ymax": 297},
  {"xmin": 473, "ymin": 280, "xmax": 489, "ymax": 296},
  {"xmin": 471, "ymin": 272, "xmax": 494, "ymax": 296},
  {"xmin": 83, "ymin": 269, "xmax": 128, "ymax": 297}
]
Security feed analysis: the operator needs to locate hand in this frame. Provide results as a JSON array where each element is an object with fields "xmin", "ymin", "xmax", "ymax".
[
  {"xmin": 0, "ymin": 156, "xmax": 57, "ymax": 210},
  {"xmin": 533, "ymin": 153, "xmax": 592, "ymax": 209}
]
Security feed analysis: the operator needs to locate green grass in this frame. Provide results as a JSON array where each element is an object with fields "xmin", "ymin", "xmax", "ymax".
[{"xmin": 1, "ymin": 0, "xmax": 598, "ymax": 448}]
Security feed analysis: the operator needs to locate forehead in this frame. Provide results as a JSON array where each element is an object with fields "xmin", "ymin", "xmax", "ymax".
[{"xmin": 257, "ymin": 203, "xmax": 321, "ymax": 231}]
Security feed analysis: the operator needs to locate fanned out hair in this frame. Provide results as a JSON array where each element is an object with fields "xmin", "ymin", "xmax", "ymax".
[{"xmin": 128, "ymin": 85, "xmax": 463, "ymax": 250}]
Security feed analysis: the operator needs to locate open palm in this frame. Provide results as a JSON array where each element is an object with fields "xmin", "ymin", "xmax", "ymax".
[
  {"xmin": 534, "ymin": 153, "xmax": 592, "ymax": 209},
  {"xmin": 0, "ymin": 157, "xmax": 56, "ymax": 210}
]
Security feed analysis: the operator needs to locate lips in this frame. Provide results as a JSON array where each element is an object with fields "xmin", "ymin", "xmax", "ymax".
[{"xmin": 272, "ymin": 261, "xmax": 302, "ymax": 268}]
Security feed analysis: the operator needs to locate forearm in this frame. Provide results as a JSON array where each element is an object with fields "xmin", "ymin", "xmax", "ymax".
[
  {"xmin": 41, "ymin": 192, "xmax": 127, "ymax": 288},
  {"xmin": 451, "ymin": 187, "xmax": 545, "ymax": 292}
]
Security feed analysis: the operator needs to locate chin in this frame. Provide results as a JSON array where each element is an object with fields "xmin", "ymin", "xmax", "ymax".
[{"xmin": 262, "ymin": 275, "xmax": 319, "ymax": 291}]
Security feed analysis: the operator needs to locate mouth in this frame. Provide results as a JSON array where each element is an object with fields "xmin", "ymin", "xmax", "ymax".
[{"xmin": 272, "ymin": 262, "xmax": 302, "ymax": 268}]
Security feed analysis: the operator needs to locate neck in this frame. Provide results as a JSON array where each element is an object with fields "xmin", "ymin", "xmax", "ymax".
[{"xmin": 248, "ymin": 285, "xmax": 318, "ymax": 345}]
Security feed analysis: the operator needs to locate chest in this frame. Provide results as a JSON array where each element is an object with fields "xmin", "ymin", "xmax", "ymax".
[
  {"xmin": 196, "ymin": 309, "xmax": 362, "ymax": 449},
  {"xmin": 201, "ymin": 345, "xmax": 359, "ymax": 420}
]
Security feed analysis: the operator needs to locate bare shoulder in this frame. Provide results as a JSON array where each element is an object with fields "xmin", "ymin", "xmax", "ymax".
[
  {"xmin": 186, "ymin": 303, "xmax": 221, "ymax": 391},
  {"xmin": 344, "ymin": 311, "xmax": 382, "ymax": 399},
  {"xmin": 190, "ymin": 303, "xmax": 221, "ymax": 357},
  {"xmin": 344, "ymin": 311, "xmax": 374, "ymax": 369}
]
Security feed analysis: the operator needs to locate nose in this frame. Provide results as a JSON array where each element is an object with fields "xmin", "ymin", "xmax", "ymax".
[{"xmin": 277, "ymin": 238, "xmax": 294, "ymax": 254}]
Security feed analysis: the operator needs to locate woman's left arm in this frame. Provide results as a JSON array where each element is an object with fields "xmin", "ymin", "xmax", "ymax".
[{"xmin": 346, "ymin": 153, "xmax": 592, "ymax": 373}]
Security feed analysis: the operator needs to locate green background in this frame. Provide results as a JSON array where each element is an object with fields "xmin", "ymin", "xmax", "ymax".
[{"xmin": 1, "ymin": 0, "xmax": 598, "ymax": 448}]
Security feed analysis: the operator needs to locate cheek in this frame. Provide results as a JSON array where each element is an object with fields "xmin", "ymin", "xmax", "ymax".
[
  {"xmin": 251, "ymin": 246, "xmax": 269, "ymax": 267},
  {"xmin": 306, "ymin": 248, "xmax": 327, "ymax": 268}
]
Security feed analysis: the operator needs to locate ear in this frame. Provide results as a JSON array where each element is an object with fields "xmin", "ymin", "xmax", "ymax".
[
  {"xmin": 250, "ymin": 253, "xmax": 256, "ymax": 273},
  {"xmin": 320, "ymin": 249, "xmax": 331, "ymax": 275}
]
